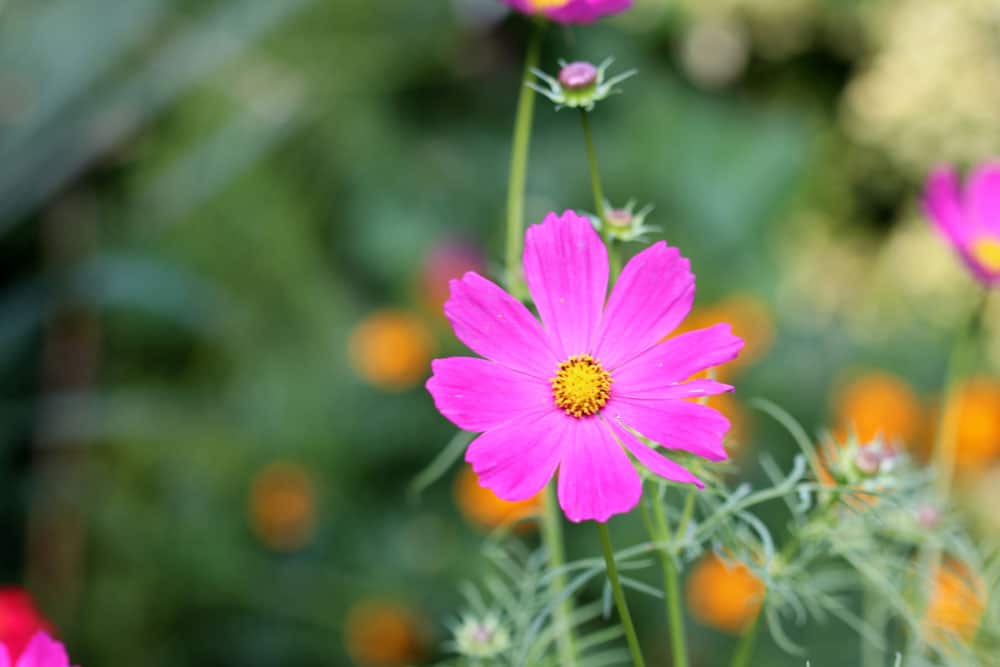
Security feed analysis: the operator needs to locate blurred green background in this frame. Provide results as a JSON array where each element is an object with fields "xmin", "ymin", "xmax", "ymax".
[{"xmin": 2, "ymin": 0, "xmax": 999, "ymax": 664}]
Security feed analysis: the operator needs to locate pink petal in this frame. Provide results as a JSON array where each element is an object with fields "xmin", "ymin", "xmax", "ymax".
[
  {"xmin": 630, "ymin": 378, "xmax": 735, "ymax": 400},
  {"xmin": 426, "ymin": 357, "xmax": 554, "ymax": 432},
  {"xmin": 498, "ymin": 0, "xmax": 632, "ymax": 24},
  {"xmin": 593, "ymin": 242, "xmax": 694, "ymax": 370},
  {"xmin": 15, "ymin": 633, "xmax": 69, "ymax": 667},
  {"xmin": 608, "ymin": 419, "xmax": 703, "ymax": 488},
  {"xmin": 923, "ymin": 166, "xmax": 970, "ymax": 246},
  {"xmin": 967, "ymin": 160, "xmax": 1000, "ymax": 235},
  {"xmin": 0, "ymin": 645, "xmax": 10, "ymax": 667},
  {"xmin": 606, "ymin": 397, "xmax": 729, "ymax": 462},
  {"xmin": 444, "ymin": 271, "xmax": 559, "ymax": 378},
  {"xmin": 547, "ymin": 0, "xmax": 633, "ymax": 23},
  {"xmin": 556, "ymin": 417, "xmax": 642, "ymax": 522},
  {"xmin": 612, "ymin": 324, "xmax": 744, "ymax": 396},
  {"xmin": 523, "ymin": 211, "xmax": 608, "ymax": 358},
  {"xmin": 466, "ymin": 410, "xmax": 567, "ymax": 501}
]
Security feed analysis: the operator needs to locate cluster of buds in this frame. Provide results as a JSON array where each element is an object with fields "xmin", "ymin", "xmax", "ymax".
[
  {"xmin": 824, "ymin": 434, "xmax": 904, "ymax": 488},
  {"xmin": 528, "ymin": 58, "xmax": 636, "ymax": 112},
  {"xmin": 451, "ymin": 613, "xmax": 511, "ymax": 658}
]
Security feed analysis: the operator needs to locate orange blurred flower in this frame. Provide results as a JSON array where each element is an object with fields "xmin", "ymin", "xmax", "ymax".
[
  {"xmin": 833, "ymin": 370, "xmax": 923, "ymax": 447},
  {"xmin": 925, "ymin": 561, "xmax": 985, "ymax": 645},
  {"xmin": 706, "ymin": 392, "xmax": 751, "ymax": 452},
  {"xmin": 249, "ymin": 462, "xmax": 316, "ymax": 552},
  {"xmin": 348, "ymin": 310, "xmax": 434, "ymax": 392},
  {"xmin": 344, "ymin": 600, "xmax": 427, "ymax": 666},
  {"xmin": 675, "ymin": 293, "xmax": 774, "ymax": 380},
  {"xmin": 945, "ymin": 376, "xmax": 1000, "ymax": 471},
  {"xmin": 454, "ymin": 465, "xmax": 541, "ymax": 531},
  {"xmin": 686, "ymin": 553, "xmax": 764, "ymax": 634}
]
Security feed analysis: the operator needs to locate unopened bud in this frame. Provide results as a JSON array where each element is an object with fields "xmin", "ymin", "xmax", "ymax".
[
  {"xmin": 917, "ymin": 506, "xmax": 940, "ymax": 529},
  {"xmin": 854, "ymin": 447, "xmax": 881, "ymax": 476},
  {"xmin": 528, "ymin": 57, "xmax": 637, "ymax": 112},
  {"xmin": 454, "ymin": 614, "xmax": 510, "ymax": 658},
  {"xmin": 558, "ymin": 61, "xmax": 599, "ymax": 89},
  {"xmin": 606, "ymin": 207, "xmax": 633, "ymax": 228}
]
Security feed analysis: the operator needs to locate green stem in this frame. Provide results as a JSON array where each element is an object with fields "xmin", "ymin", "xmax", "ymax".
[
  {"xmin": 654, "ymin": 501, "xmax": 690, "ymax": 667},
  {"xmin": 504, "ymin": 21, "xmax": 544, "ymax": 299},
  {"xmin": 729, "ymin": 609, "xmax": 762, "ymax": 667},
  {"xmin": 861, "ymin": 583, "xmax": 886, "ymax": 667},
  {"xmin": 639, "ymin": 497, "xmax": 690, "ymax": 667},
  {"xmin": 910, "ymin": 290, "xmax": 988, "ymax": 655},
  {"xmin": 597, "ymin": 522, "xmax": 646, "ymax": 667},
  {"xmin": 932, "ymin": 291, "xmax": 987, "ymax": 501},
  {"xmin": 579, "ymin": 109, "xmax": 621, "ymax": 280},
  {"xmin": 673, "ymin": 488, "xmax": 696, "ymax": 544},
  {"xmin": 542, "ymin": 482, "xmax": 577, "ymax": 667}
]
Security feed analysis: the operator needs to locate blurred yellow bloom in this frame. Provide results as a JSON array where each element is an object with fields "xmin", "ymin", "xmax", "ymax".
[
  {"xmin": 686, "ymin": 553, "xmax": 764, "ymax": 634},
  {"xmin": 947, "ymin": 376, "xmax": 1000, "ymax": 471},
  {"xmin": 454, "ymin": 464, "xmax": 541, "ymax": 531},
  {"xmin": 675, "ymin": 293, "xmax": 774, "ymax": 380},
  {"xmin": 348, "ymin": 310, "xmax": 434, "ymax": 392},
  {"xmin": 843, "ymin": 0, "xmax": 1000, "ymax": 177},
  {"xmin": 249, "ymin": 461, "xmax": 316, "ymax": 552},
  {"xmin": 833, "ymin": 371, "xmax": 923, "ymax": 447},
  {"xmin": 925, "ymin": 561, "xmax": 985, "ymax": 645},
  {"xmin": 344, "ymin": 600, "xmax": 427, "ymax": 667}
]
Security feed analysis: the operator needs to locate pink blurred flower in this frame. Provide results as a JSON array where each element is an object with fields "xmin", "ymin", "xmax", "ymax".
[
  {"xmin": 0, "ymin": 632, "xmax": 76, "ymax": 667},
  {"xmin": 499, "ymin": 0, "xmax": 631, "ymax": 24},
  {"xmin": 0, "ymin": 589, "xmax": 53, "ymax": 661},
  {"xmin": 923, "ymin": 161, "xmax": 1000, "ymax": 287},
  {"xmin": 421, "ymin": 241, "xmax": 486, "ymax": 315},
  {"xmin": 426, "ymin": 211, "xmax": 742, "ymax": 522}
]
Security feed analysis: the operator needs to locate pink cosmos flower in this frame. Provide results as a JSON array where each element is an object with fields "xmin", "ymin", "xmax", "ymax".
[
  {"xmin": 499, "ymin": 0, "xmax": 632, "ymax": 24},
  {"xmin": 0, "ymin": 589, "xmax": 54, "ymax": 661},
  {"xmin": 923, "ymin": 161, "xmax": 1000, "ymax": 287},
  {"xmin": 426, "ymin": 211, "xmax": 743, "ymax": 522},
  {"xmin": 0, "ymin": 632, "xmax": 77, "ymax": 667}
]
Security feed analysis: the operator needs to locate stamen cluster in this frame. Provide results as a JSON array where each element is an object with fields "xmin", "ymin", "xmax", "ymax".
[{"xmin": 550, "ymin": 354, "xmax": 612, "ymax": 418}]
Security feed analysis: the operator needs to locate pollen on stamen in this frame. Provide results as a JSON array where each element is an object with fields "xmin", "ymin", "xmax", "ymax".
[{"xmin": 550, "ymin": 354, "xmax": 612, "ymax": 418}]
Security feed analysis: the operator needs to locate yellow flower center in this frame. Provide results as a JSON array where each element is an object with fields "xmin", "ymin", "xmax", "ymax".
[
  {"xmin": 530, "ymin": 0, "xmax": 572, "ymax": 8},
  {"xmin": 971, "ymin": 237, "xmax": 1000, "ymax": 273},
  {"xmin": 551, "ymin": 354, "xmax": 612, "ymax": 418}
]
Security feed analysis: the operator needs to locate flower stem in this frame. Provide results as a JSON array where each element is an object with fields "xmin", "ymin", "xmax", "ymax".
[
  {"xmin": 504, "ymin": 21, "xmax": 544, "ymax": 299},
  {"xmin": 729, "ymin": 610, "xmax": 762, "ymax": 667},
  {"xmin": 597, "ymin": 522, "xmax": 646, "ymax": 667},
  {"xmin": 861, "ymin": 583, "xmax": 886, "ymax": 667},
  {"xmin": 910, "ymin": 290, "xmax": 989, "ymax": 655},
  {"xmin": 639, "ymin": 492, "xmax": 690, "ymax": 667},
  {"xmin": 542, "ymin": 482, "xmax": 577, "ymax": 667},
  {"xmin": 932, "ymin": 291, "xmax": 987, "ymax": 501},
  {"xmin": 579, "ymin": 108, "xmax": 621, "ymax": 280}
]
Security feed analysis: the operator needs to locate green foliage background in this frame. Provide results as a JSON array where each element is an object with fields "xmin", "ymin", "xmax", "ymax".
[{"xmin": 1, "ymin": 0, "xmax": 998, "ymax": 665}]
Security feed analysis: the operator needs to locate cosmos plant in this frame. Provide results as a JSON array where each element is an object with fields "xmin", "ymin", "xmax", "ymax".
[{"xmin": 414, "ymin": 2, "xmax": 1000, "ymax": 667}]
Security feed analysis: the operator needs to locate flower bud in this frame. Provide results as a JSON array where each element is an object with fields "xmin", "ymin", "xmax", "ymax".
[
  {"xmin": 558, "ymin": 61, "xmax": 598, "ymax": 90},
  {"xmin": 917, "ymin": 505, "xmax": 941, "ymax": 529},
  {"xmin": 453, "ymin": 614, "xmax": 510, "ymax": 658},
  {"xmin": 528, "ymin": 58, "xmax": 637, "ymax": 112},
  {"xmin": 590, "ymin": 200, "xmax": 657, "ymax": 242},
  {"xmin": 854, "ymin": 446, "xmax": 882, "ymax": 476}
]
